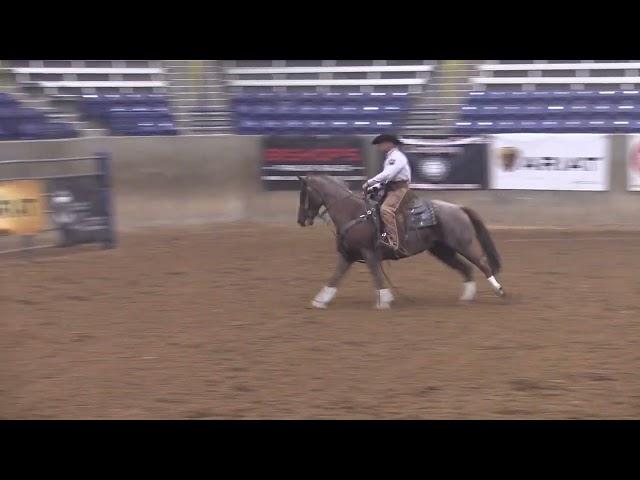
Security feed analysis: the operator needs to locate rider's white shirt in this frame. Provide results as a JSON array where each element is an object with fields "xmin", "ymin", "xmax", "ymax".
[{"xmin": 368, "ymin": 148, "xmax": 412, "ymax": 186}]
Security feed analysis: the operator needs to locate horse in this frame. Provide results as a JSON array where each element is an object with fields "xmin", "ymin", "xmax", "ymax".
[{"xmin": 297, "ymin": 174, "xmax": 505, "ymax": 309}]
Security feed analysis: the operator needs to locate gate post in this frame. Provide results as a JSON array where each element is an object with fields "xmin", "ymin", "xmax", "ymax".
[{"xmin": 97, "ymin": 151, "xmax": 117, "ymax": 249}]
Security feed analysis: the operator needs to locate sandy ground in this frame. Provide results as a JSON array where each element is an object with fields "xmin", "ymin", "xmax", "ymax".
[{"xmin": 2, "ymin": 223, "xmax": 640, "ymax": 419}]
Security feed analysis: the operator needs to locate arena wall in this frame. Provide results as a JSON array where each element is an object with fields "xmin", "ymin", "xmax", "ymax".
[{"xmin": 0, "ymin": 135, "xmax": 638, "ymax": 230}]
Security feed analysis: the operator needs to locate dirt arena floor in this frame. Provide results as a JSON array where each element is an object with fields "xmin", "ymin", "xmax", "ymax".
[{"xmin": 2, "ymin": 222, "xmax": 640, "ymax": 419}]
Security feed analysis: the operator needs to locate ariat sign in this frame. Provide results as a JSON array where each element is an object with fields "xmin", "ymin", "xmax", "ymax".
[
  {"xmin": 490, "ymin": 134, "xmax": 610, "ymax": 191},
  {"xmin": 627, "ymin": 136, "xmax": 640, "ymax": 191},
  {"xmin": 0, "ymin": 180, "xmax": 46, "ymax": 235}
]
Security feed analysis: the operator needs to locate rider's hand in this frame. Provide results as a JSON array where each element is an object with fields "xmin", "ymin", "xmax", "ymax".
[{"xmin": 362, "ymin": 182, "xmax": 369, "ymax": 191}]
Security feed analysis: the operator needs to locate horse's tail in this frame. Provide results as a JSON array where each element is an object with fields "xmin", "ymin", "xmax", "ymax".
[{"xmin": 461, "ymin": 207, "xmax": 501, "ymax": 274}]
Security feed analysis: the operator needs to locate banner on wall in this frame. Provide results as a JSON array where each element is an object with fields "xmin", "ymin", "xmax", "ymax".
[
  {"xmin": 627, "ymin": 136, "xmax": 640, "ymax": 191},
  {"xmin": 262, "ymin": 136, "xmax": 366, "ymax": 190},
  {"xmin": 490, "ymin": 134, "xmax": 610, "ymax": 191},
  {"xmin": 47, "ymin": 175, "xmax": 113, "ymax": 246},
  {"xmin": 401, "ymin": 137, "xmax": 488, "ymax": 190},
  {"xmin": 0, "ymin": 180, "xmax": 46, "ymax": 236}
]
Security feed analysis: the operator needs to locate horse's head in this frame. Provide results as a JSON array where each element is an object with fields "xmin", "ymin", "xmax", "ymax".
[{"xmin": 297, "ymin": 176, "xmax": 324, "ymax": 227}]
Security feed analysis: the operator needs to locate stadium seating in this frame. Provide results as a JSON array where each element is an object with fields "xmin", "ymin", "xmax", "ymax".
[
  {"xmin": 231, "ymin": 93, "xmax": 411, "ymax": 135},
  {"xmin": 473, "ymin": 61, "xmax": 640, "ymax": 91},
  {"xmin": 79, "ymin": 94, "xmax": 178, "ymax": 136},
  {"xmin": 455, "ymin": 90, "xmax": 640, "ymax": 134},
  {"xmin": 225, "ymin": 61, "xmax": 434, "ymax": 95},
  {"xmin": 8, "ymin": 61, "xmax": 166, "ymax": 96},
  {"xmin": 0, "ymin": 92, "xmax": 78, "ymax": 140}
]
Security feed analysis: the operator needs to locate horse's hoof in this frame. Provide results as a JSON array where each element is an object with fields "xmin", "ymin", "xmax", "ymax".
[
  {"xmin": 459, "ymin": 282, "xmax": 477, "ymax": 302},
  {"xmin": 376, "ymin": 302, "xmax": 392, "ymax": 310},
  {"xmin": 311, "ymin": 300, "xmax": 328, "ymax": 309}
]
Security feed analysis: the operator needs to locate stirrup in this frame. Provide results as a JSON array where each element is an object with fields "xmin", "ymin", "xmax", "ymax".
[{"xmin": 379, "ymin": 233, "xmax": 397, "ymax": 250}]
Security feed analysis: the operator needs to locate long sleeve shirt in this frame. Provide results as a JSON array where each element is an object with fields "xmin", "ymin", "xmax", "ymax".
[{"xmin": 367, "ymin": 148, "xmax": 412, "ymax": 186}]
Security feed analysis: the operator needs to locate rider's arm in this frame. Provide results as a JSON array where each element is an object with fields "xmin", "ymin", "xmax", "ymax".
[{"xmin": 367, "ymin": 156, "xmax": 406, "ymax": 186}]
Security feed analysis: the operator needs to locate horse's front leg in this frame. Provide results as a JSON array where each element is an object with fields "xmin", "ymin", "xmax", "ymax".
[
  {"xmin": 311, "ymin": 254, "xmax": 353, "ymax": 309},
  {"xmin": 362, "ymin": 248, "xmax": 394, "ymax": 309}
]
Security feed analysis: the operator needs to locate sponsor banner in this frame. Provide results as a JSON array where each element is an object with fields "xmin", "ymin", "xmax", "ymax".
[
  {"xmin": 490, "ymin": 134, "xmax": 610, "ymax": 191},
  {"xmin": 403, "ymin": 137, "xmax": 488, "ymax": 190},
  {"xmin": 47, "ymin": 175, "xmax": 112, "ymax": 246},
  {"xmin": 627, "ymin": 135, "xmax": 640, "ymax": 191},
  {"xmin": 0, "ymin": 180, "xmax": 46, "ymax": 235},
  {"xmin": 262, "ymin": 136, "xmax": 365, "ymax": 190}
]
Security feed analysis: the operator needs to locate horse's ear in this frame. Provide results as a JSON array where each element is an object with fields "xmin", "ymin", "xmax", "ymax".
[{"xmin": 297, "ymin": 175, "xmax": 307, "ymax": 185}]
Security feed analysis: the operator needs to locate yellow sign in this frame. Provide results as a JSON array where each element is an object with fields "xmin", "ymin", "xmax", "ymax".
[{"xmin": 0, "ymin": 180, "xmax": 46, "ymax": 235}]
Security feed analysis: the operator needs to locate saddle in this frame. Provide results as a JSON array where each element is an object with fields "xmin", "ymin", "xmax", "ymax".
[
  {"xmin": 337, "ymin": 186, "xmax": 438, "ymax": 261},
  {"xmin": 402, "ymin": 192, "xmax": 437, "ymax": 231},
  {"xmin": 366, "ymin": 186, "xmax": 437, "ymax": 252}
]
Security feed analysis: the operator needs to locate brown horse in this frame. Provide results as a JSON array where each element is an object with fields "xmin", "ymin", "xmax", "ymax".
[{"xmin": 297, "ymin": 174, "xmax": 505, "ymax": 309}]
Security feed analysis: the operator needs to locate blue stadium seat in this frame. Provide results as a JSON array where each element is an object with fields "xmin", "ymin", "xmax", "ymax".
[
  {"xmin": 298, "ymin": 104, "xmax": 320, "ymax": 118},
  {"xmin": 254, "ymin": 104, "xmax": 278, "ymax": 117},
  {"xmin": 454, "ymin": 121, "xmax": 474, "ymax": 135},
  {"xmin": 559, "ymin": 120, "xmax": 587, "ymax": 133},
  {"xmin": 609, "ymin": 120, "xmax": 635, "ymax": 133},
  {"xmin": 499, "ymin": 105, "xmax": 524, "ymax": 119},
  {"xmin": 548, "ymin": 91, "xmax": 574, "ymax": 103},
  {"xmin": 569, "ymin": 90, "xmax": 599, "ymax": 102},
  {"xmin": 591, "ymin": 91, "xmax": 621, "ymax": 104},
  {"xmin": 567, "ymin": 103, "xmax": 592, "ymax": 117},
  {"xmin": 459, "ymin": 105, "xmax": 479, "ymax": 119},
  {"xmin": 544, "ymin": 104, "xmax": 571, "ymax": 119},
  {"xmin": 515, "ymin": 120, "xmax": 542, "ymax": 133},
  {"xmin": 619, "ymin": 90, "xmax": 640, "ymax": 103},
  {"xmin": 328, "ymin": 120, "xmax": 353, "ymax": 133},
  {"xmin": 283, "ymin": 120, "xmax": 306, "ymax": 133},
  {"xmin": 486, "ymin": 91, "xmax": 511, "ymax": 103},
  {"xmin": 521, "ymin": 105, "xmax": 546, "ymax": 120},
  {"xmin": 584, "ymin": 119, "xmax": 612, "ymax": 133},
  {"xmin": 615, "ymin": 104, "xmax": 640, "ymax": 119},
  {"xmin": 493, "ymin": 120, "xmax": 518, "ymax": 133},
  {"xmin": 538, "ymin": 120, "xmax": 562, "ymax": 132},
  {"xmin": 467, "ymin": 91, "xmax": 489, "ymax": 104},
  {"xmin": 592, "ymin": 104, "xmax": 616, "ymax": 117},
  {"xmin": 17, "ymin": 122, "xmax": 47, "ymax": 140},
  {"xmin": 471, "ymin": 121, "xmax": 496, "ymax": 133}
]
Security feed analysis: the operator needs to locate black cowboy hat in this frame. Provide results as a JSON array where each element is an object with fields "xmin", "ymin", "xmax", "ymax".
[{"xmin": 371, "ymin": 134, "xmax": 402, "ymax": 146}]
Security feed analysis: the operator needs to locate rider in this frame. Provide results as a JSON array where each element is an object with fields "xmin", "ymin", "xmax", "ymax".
[{"xmin": 363, "ymin": 134, "xmax": 412, "ymax": 251}]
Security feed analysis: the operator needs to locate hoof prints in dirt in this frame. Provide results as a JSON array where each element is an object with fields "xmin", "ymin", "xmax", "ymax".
[{"xmin": 2, "ymin": 224, "xmax": 640, "ymax": 419}]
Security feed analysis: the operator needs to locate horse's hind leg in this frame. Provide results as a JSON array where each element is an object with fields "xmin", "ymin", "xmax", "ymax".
[
  {"xmin": 429, "ymin": 242, "xmax": 477, "ymax": 302},
  {"xmin": 311, "ymin": 254, "xmax": 353, "ymax": 309},
  {"xmin": 457, "ymin": 237, "xmax": 505, "ymax": 297}
]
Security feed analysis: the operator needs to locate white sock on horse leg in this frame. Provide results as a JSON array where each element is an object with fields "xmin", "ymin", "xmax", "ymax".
[
  {"xmin": 312, "ymin": 286, "xmax": 337, "ymax": 308},
  {"xmin": 376, "ymin": 289, "xmax": 394, "ymax": 309},
  {"xmin": 487, "ymin": 275, "xmax": 502, "ymax": 292},
  {"xmin": 379, "ymin": 289, "xmax": 394, "ymax": 303},
  {"xmin": 460, "ymin": 281, "xmax": 477, "ymax": 301}
]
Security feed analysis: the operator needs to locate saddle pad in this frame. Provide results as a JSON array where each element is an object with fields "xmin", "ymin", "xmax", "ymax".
[{"xmin": 407, "ymin": 199, "xmax": 437, "ymax": 229}]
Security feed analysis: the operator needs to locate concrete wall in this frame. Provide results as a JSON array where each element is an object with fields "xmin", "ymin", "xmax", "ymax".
[
  {"xmin": 0, "ymin": 134, "xmax": 638, "ymax": 230},
  {"xmin": 0, "ymin": 135, "xmax": 262, "ymax": 228}
]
